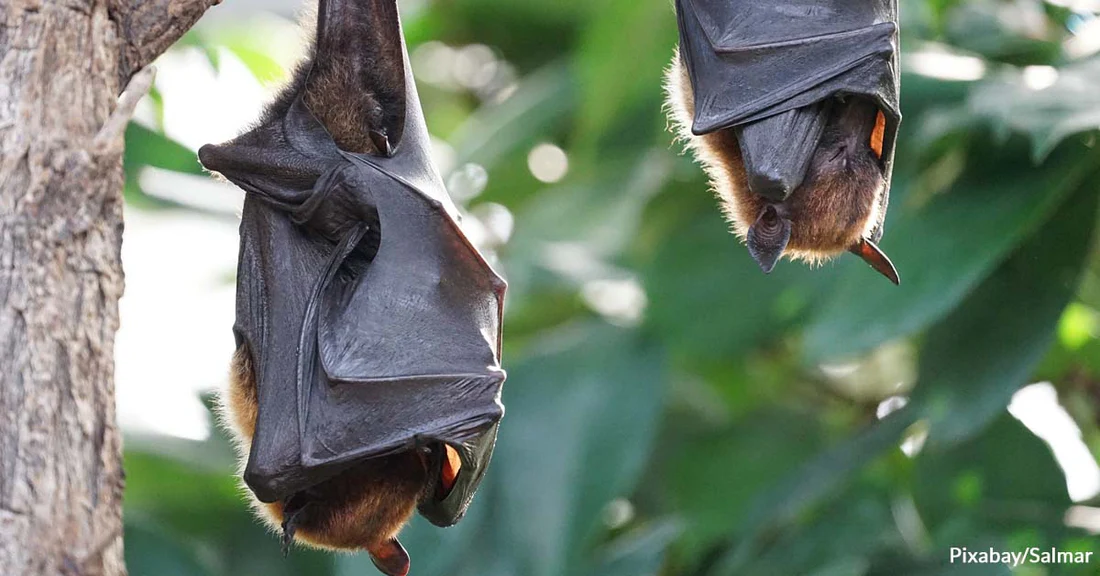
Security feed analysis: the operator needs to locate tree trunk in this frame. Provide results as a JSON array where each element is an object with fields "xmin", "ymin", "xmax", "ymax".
[{"xmin": 0, "ymin": 1, "xmax": 216, "ymax": 574}]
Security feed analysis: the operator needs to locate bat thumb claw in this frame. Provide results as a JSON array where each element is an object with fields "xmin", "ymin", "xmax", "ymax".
[
  {"xmin": 369, "ymin": 129, "xmax": 394, "ymax": 157},
  {"xmin": 280, "ymin": 495, "xmax": 310, "ymax": 557},
  {"xmin": 280, "ymin": 527, "xmax": 294, "ymax": 558}
]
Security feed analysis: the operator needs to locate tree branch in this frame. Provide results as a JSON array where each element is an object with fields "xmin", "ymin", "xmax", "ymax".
[
  {"xmin": 94, "ymin": 66, "xmax": 157, "ymax": 153},
  {"xmin": 110, "ymin": 0, "xmax": 222, "ymax": 85}
]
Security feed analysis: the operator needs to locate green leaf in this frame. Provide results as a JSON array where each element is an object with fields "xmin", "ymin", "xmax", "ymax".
[
  {"xmin": 911, "ymin": 178, "xmax": 1100, "ymax": 446},
  {"xmin": 943, "ymin": 2, "xmax": 1063, "ymax": 66},
  {"xmin": 221, "ymin": 41, "xmax": 286, "ymax": 84},
  {"xmin": 712, "ymin": 410, "xmax": 919, "ymax": 574},
  {"xmin": 123, "ymin": 122, "xmax": 206, "ymax": 208},
  {"xmin": 666, "ymin": 410, "xmax": 825, "ymax": 557},
  {"xmin": 643, "ymin": 198, "xmax": 835, "ymax": 367},
  {"xmin": 969, "ymin": 58, "xmax": 1100, "ymax": 160},
  {"xmin": 587, "ymin": 522, "xmax": 681, "ymax": 576},
  {"xmin": 573, "ymin": 0, "xmax": 676, "ymax": 154},
  {"xmin": 913, "ymin": 415, "xmax": 1072, "ymax": 536},
  {"xmin": 805, "ymin": 142, "xmax": 1098, "ymax": 362},
  {"xmin": 495, "ymin": 323, "xmax": 665, "ymax": 576},
  {"xmin": 734, "ymin": 490, "xmax": 900, "ymax": 576},
  {"xmin": 449, "ymin": 62, "xmax": 574, "ymax": 170},
  {"xmin": 125, "ymin": 520, "xmax": 216, "ymax": 576},
  {"xmin": 124, "ymin": 123, "xmax": 204, "ymax": 177}
]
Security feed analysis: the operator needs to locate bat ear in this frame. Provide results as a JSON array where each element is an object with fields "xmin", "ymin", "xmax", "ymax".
[
  {"xmin": 849, "ymin": 238, "xmax": 900, "ymax": 285},
  {"xmin": 747, "ymin": 205, "xmax": 791, "ymax": 274},
  {"xmin": 369, "ymin": 537, "xmax": 411, "ymax": 576},
  {"xmin": 306, "ymin": 0, "xmax": 407, "ymax": 153}
]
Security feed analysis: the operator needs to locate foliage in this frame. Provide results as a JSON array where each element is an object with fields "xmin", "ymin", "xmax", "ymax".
[{"xmin": 123, "ymin": 1, "xmax": 1100, "ymax": 575}]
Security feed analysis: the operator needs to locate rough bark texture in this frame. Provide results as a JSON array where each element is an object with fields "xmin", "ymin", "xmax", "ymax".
[{"xmin": 0, "ymin": 1, "xmax": 217, "ymax": 574}]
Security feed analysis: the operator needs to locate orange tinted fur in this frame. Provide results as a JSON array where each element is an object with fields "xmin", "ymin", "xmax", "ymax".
[{"xmin": 664, "ymin": 50, "xmax": 884, "ymax": 265}]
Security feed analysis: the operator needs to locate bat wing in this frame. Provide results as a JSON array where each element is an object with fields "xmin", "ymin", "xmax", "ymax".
[
  {"xmin": 676, "ymin": 0, "xmax": 901, "ymax": 235},
  {"xmin": 198, "ymin": 0, "xmax": 505, "ymax": 528},
  {"xmin": 678, "ymin": 0, "xmax": 900, "ymax": 134}
]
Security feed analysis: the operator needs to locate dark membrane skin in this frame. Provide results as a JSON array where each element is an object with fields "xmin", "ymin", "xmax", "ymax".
[
  {"xmin": 201, "ymin": 1, "xmax": 507, "ymax": 575},
  {"xmin": 665, "ymin": 54, "xmax": 896, "ymax": 282},
  {"xmin": 666, "ymin": 0, "xmax": 903, "ymax": 282}
]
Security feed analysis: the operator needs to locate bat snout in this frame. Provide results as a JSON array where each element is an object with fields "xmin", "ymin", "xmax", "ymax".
[
  {"xmin": 746, "ymin": 169, "xmax": 797, "ymax": 202},
  {"xmin": 242, "ymin": 467, "xmax": 286, "ymax": 504},
  {"xmin": 734, "ymin": 105, "xmax": 828, "ymax": 203}
]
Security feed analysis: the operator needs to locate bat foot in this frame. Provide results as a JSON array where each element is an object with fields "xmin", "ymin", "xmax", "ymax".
[
  {"xmin": 280, "ymin": 494, "xmax": 310, "ymax": 557},
  {"xmin": 280, "ymin": 533, "xmax": 293, "ymax": 557},
  {"xmin": 280, "ymin": 520, "xmax": 296, "ymax": 557}
]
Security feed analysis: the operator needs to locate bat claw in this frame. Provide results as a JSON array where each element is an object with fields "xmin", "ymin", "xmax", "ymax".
[
  {"xmin": 280, "ymin": 494, "xmax": 310, "ymax": 557},
  {"xmin": 369, "ymin": 129, "xmax": 394, "ymax": 157},
  {"xmin": 280, "ymin": 522, "xmax": 295, "ymax": 558}
]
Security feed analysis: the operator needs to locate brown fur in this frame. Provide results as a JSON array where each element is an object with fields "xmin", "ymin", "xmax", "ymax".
[
  {"xmin": 258, "ymin": 0, "xmax": 406, "ymax": 155},
  {"xmin": 302, "ymin": 56, "xmax": 385, "ymax": 154},
  {"xmin": 220, "ymin": 344, "xmax": 427, "ymax": 553},
  {"xmin": 664, "ymin": 50, "xmax": 884, "ymax": 265}
]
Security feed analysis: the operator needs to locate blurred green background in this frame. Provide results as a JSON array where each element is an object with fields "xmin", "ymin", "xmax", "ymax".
[{"xmin": 117, "ymin": 0, "xmax": 1100, "ymax": 574}]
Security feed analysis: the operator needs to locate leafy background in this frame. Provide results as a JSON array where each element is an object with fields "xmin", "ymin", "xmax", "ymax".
[{"xmin": 119, "ymin": 0, "xmax": 1100, "ymax": 574}]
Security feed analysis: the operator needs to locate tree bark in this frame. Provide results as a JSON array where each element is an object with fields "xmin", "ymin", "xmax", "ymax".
[{"xmin": 0, "ymin": 1, "xmax": 216, "ymax": 574}]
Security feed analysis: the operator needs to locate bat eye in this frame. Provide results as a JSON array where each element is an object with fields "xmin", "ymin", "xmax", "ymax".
[{"xmin": 870, "ymin": 110, "xmax": 886, "ymax": 160}]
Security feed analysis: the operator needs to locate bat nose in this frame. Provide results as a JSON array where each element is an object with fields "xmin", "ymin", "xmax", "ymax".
[
  {"xmin": 745, "ymin": 170, "xmax": 796, "ymax": 202},
  {"xmin": 735, "ymin": 103, "xmax": 829, "ymax": 202}
]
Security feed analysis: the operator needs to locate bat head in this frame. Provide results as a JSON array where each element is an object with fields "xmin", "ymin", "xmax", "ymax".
[{"xmin": 665, "ymin": 53, "xmax": 900, "ymax": 284}]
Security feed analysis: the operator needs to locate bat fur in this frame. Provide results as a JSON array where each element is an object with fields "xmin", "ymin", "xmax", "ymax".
[{"xmin": 664, "ymin": 49, "xmax": 885, "ymax": 266}]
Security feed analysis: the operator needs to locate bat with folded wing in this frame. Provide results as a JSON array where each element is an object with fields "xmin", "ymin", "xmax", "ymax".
[
  {"xmin": 197, "ymin": 1, "xmax": 506, "ymax": 574},
  {"xmin": 666, "ymin": 0, "xmax": 902, "ymax": 283}
]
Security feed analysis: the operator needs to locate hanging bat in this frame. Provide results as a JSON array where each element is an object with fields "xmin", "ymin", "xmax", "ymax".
[
  {"xmin": 197, "ymin": 1, "xmax": 507, "ymax": 574},
  {"xmin": 665, "ymin": 0, "xmax": 902, "ymax": 283}
]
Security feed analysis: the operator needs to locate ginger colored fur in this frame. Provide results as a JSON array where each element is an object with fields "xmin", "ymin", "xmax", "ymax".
[
  {"xmin": 664, "ymin": 50, "xmax": 884, "ymax": 265},
  {"xmin": 220, "ymin": 345, "xmax": 427, "ymax": 553}
]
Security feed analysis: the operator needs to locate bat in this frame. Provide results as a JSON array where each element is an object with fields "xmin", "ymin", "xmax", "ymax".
[
  {"xmin": 196, "ymin": 1, "xmax": 507, "ymax": 574},
  {"xmin": 665, "ymin": 0, "xmax": 902, "ymax": 284}
]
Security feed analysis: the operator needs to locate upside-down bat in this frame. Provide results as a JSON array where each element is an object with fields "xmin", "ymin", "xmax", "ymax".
[
  {"xmin": 665, "ymin": 0, "xmax": 902, "ymax": 283},
  {"xmin": 197, "ymin": 1, "xmax": 507, "ymax": 574}
]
